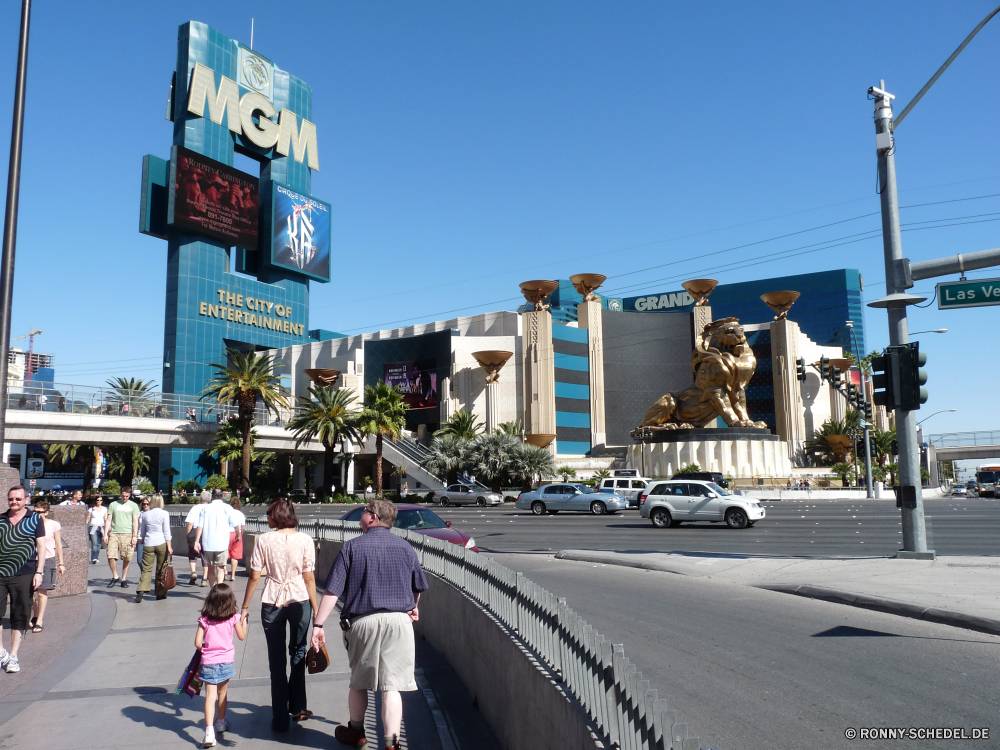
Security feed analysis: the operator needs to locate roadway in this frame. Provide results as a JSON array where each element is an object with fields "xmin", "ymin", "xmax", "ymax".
[
  {"xmin": 490, "ymin": 553, "xmax": 999, "ymax": 750},
  {"xmin": 294, "ymin": 495, "xmax": 1000, "ymax": 557}
]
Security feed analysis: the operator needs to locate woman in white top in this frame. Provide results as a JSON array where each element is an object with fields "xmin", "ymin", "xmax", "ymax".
[
  {"xmin": 227, "ymin": 497, "xmax": 247, "ymax": 582},
  {"xmin": 135, "ymin": 494, "xmax": 173, "ymax": 603},
  {"xmin": 86, "ymin": 496, "xmax": 108, "ymax": 564}
]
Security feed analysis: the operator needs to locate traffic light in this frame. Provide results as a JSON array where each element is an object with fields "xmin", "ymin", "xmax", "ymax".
[
  {"xmin": 796, "ymin": 357, "xmax": 807, "ymax": 382},
  {"xmin": 819, "ymin": 356, "xmax": 831, "ymax": 382},
  {"xmin": 872, "ymin": 348, "xmax": 898, "ymax": 408},
  {"xmin": 897, "ymin": 342, "xmax": 928, "ymax": 410},
  {"xmin": 846, "ymin": 382, "xmax": 857, "ymax": 406},
  {"xmin": 831, "ymin": 366, "xmax": 842, "ymax": 389},
  {"xmin": 863, "ymin": 401, "xmax": 873, "ymax": 422}
]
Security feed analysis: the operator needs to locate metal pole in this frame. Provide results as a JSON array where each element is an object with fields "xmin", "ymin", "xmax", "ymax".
[
  {"xmin": 0, "ymin": 0, "xmax": 32, "ymax": 461},
  {"xmin": 873, "ymin": 81, "xmax": 929, "ymax": 555},
  {"xmin": 849, "ymin": 325, "xmax": 874, "ymax": 498}
]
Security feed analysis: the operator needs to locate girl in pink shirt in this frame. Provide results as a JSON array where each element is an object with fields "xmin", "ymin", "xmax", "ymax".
[{"xmin": 194, "ymin": 583, "xmax": 248, "ymax": 748}]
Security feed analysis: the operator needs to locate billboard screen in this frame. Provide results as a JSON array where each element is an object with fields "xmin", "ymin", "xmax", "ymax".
[
  {"xmin": 384, "ymin": 361, "xmax": 438, "ymax": 410},
  {"xmin": 271, "ymin": 184, "xmax": 331, "ymax": 282},
  {"xmin": 168, "ymin": 146, "xmax": 259, "ymax": 249}
]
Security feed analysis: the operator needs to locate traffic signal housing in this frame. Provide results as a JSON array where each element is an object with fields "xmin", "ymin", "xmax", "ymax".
[
  {"xmin": 796, "ymin": 357, "xmax": 807, "ymax": 382},
  {"xmin": 831, "ymin": 366, "xmax": 842, "ymax": 390},
  {"xmin": 863, "ymin": 401, "xmax": 873, "ymax": 422},
  {"xmin": 872, "ymin": 348, "xmax": 898, "ymax": 408},
  {"xmin": 819, "ymin": 356, "xmax": 831, "ymax": 382},
  {"xmin": 898, "ymin": 342, "xmax": 928, "ymax": 410}
]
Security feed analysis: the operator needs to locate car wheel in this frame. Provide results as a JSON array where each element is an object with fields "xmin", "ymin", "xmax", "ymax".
[
  {"xmin": 531, "ymin": 501, "xmax": 546, "ymax": 515},
  {"xmin": 651, "ymin": 508, "xmax": 671, "ymax": 528},
  {"xmin": 440, "ymin": 497, "xmax": 450, "ymax": 507},
  {"xmin": 590, "ymin": 501, "xmax": 607, "ymax": 515},
  {"xmin": 477, "ymin": 497, "xmax": 487, "ymax": 506},
  {"xmin": 725, "ymin": 508, "xmax": 748, "ymax": 529}
]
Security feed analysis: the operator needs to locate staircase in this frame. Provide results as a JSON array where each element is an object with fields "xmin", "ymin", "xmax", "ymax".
[{"xmin": 364, "ymin": 433, "xmax": 445, "ymax": 491}]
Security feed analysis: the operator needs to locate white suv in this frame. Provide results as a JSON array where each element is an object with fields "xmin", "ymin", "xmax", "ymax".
[
  {"xmin": 598, "ymin": 476, "xmax": 652, "ymax": 508},
  {"xmin": 639, "ymin": 480, "xmax": 764, "ymax": 529}
]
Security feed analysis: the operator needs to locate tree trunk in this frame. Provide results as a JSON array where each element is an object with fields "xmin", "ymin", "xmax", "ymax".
[
  {"xmin": 323, "ymin": 443, "xmax": 336, "ymax": 496},
  {"xmin": 375, "ymin": 435, "xmax": 384, "ymax": 496},
  {"xmin": 241, "ymin": 417, "xmax": 252, "ymax": 493}
]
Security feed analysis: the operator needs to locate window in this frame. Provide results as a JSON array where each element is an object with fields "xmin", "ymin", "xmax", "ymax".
[
  {"xmin": 667, "ymin": 484, "xmax": 686, "ymax": 496},
  {"xmin": 447, "ymin": 485, "xmax": 461, "ymax": 492},
  {"xmin": 650, "ymin": 484, "xmax": 667, "ymax": 495},
  {"xmin": 602, "ymin": 480, "xmax": 614, "ymax": 489},
  {"xmin": 344, "ymin": 508, "xmax": 364, "ymax": 522},
  {"xmin": 686, "ymin": 484, "xmax": 711, "ymax": 497},
  {"xmin": 616, "ymin": 480, "xmax": 630, "ymax": 488},
  {"xmin": 394, "ymin": 509, "xmax": 447, "ymax": 530},
  {"xmin": 631, "ymin": 480, "xmax": 646, "ymax": 489}
]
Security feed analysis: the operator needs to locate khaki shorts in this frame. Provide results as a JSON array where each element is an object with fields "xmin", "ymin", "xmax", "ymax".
[
  {"xmin": 107, "ymin": 533, "xmax": 134, "ymax": 561},
  {"xmin": 202, "ymin": 549, "xmax": 228, "ymax": 567},
  {"xmin": 344, "ymin": 612, "xmax": 416, "ymax": 691}
]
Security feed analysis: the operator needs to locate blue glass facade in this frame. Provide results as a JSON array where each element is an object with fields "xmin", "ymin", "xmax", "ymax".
[
  {"xmin": 552, "ymin": 323, "xmax": 591, "ymax": 456},
  {"xmin": 145, "ymin": 22, "xmax": 324, "ymax": 486}
]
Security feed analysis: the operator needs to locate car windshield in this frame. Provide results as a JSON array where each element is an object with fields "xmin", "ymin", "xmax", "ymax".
[
  {"xmin": 573, "ymin": 484, "xmax": 597, "ymax": 493},
  {"xmin": 394, "ymin": 509, "xmax": 448, "ymax": 531},
  {"xmin": 707, "ymin": 483, "xmax": 730, "ymax": 496}
]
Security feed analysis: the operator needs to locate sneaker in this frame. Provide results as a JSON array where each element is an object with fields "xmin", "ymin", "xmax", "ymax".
[
  {"xmin": 189, "ymin": 574, "xmax": 197, "ymax": 586},
  {"xmin": 4, "ymin": 656, "xmax": 19, "ymax": 674},
  {"xmin": 199, "ymin": 579, "xmax": 208, "ymax": 587},
  {"xmin": 120, "ymin": 580, "xmax": 129, "ymax": 589},
  {"xmin": 202, "ymin": 726, "xmax": 216, "ymax": 748},
  {"xmin": 134, "ymin": 592, "xmax": 144, "ymax": 603},
  {"xmin": 213, "ymin": 718, "xmax": 230, "ymax": 734},
  {"xmin": 0, "ymin": 649, "xmax": 10, "ymax": 670},
  {"xmin": 334, "ymin": 723, "xmax": 368, "ymax": 747},
  {"xmin": 91, "ymin": 559, "xmax": 97, "ymax": 565},
  {"xmin": 107, "ymin": 578, "xmax": 119, "ymax": 588}
]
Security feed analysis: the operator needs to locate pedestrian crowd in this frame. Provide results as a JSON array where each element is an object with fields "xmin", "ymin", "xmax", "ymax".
[{"xmin": 0, "ymin": 484, "xmax": 425, "ymax": 750}]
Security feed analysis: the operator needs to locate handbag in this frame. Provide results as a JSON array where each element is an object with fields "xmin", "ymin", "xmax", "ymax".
[
  {"xmin": 157, "ymin": 557, "xmax": 177, "ymax": 590},
  {"xmin": 175, "ymin": 649, "xmax": 203, "ymax": 697},
  {"xmin": 307, "ymin": 643, "xmax": 330, "ymax": 674}
]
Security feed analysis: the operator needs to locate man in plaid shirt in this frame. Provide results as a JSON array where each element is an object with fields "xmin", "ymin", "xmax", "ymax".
[{"xmin": 312, "ymin": 499, "xmax": 428, "ymax": 750}]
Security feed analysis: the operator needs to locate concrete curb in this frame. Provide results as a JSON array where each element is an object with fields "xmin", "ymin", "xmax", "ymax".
[
  {"xmin": 757, "ymin": 583, "xmax": 1000, "ymax": 637},
  {"xmin": 554, "ymin": 549, "xmax": 1000, "ymax": 638}
]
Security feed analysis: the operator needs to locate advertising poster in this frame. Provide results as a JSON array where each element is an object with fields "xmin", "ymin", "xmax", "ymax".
[
  {"xmin": 169, "ymin": 146, "xmax": 259, "ymax": 249},
  {"xmin": 271, "ymin": 184, "xmax": 331, "ymax": 282},
  {"xmin": 26, "ymin": 458, "xmax": 44, "ymax": 479},
  {"xmin": 384, "ymin": 361, "xmax": 438, "ymax": 410}
]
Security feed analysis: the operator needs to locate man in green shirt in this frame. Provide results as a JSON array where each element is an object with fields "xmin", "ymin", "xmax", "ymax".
[{"xmin": 103, "ymin": 487, "xmax": 140, "ymax": 588}]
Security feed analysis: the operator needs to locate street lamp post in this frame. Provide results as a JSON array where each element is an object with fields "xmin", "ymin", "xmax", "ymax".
[
  {"xmin": 845, "ymin": 321, "xmax": 873, "ymax": 498},
  {"xmin": 0, "ymin": 0, "xmax": 32, "ymax": 461},
  {"xmin": 916, "ymin": 409, "xmax": 957, "ymax": 427}
]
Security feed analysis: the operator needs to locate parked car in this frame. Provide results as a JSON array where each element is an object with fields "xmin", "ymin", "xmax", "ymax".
[
  {"xmin": 340, "ymin": 504, "xmax": 478, "ymax": 551},
  {"xmin": 669, "ymin": 471, "xmax": 730, "ymax": 489},
  {"xmin": 516, "ymin": 484, "xmax": 629, "ymax": 515},
  {"xmin": 435, "ymin": 484, "xmax": 503, "ymax": 507},
  {"xmin": 597, "ymin": 476, "xmax": 652, "ymax": 507},
  {"xmin": 639, "ymin": 480, "xmax": 764, "ymax": 529},
  {"xmin": 950, "ymin": 485, "xmax": 968, "ymax": 496}
]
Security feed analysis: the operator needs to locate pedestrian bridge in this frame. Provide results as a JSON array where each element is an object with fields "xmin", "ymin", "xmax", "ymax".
[
  {"xmin": 3, "ymin": 379, "xmax": 444, "ymax": 488},
  {"xmin": 927, "ymin": 431, "xmax": 1000, "ymax": 461}
]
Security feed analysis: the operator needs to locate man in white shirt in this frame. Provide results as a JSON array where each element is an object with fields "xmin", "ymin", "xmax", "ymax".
[
  {"xmin": 184, "ymin": 491, "xmax": 209, "ymax": 586},
  {"xmin": 60, "ymin": 490, "xmax": 86, "ymax": 506},
  {"xmin": 193, "ymin": 491, "xmax": 237, "ymax": 585}
]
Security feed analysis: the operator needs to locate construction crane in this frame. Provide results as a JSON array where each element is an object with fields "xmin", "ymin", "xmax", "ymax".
[{"xmin": 11, "ymin": 329, "xmax": 42, "ymax": 384}]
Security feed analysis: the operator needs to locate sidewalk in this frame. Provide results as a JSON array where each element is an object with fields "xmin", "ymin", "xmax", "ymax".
[
  {"xmin": 0, "ymin": 560, "xmax": 448, "ymax": 749},
  {"xmin": 556, "ymin": 549, "xmax": 1000, "ymax": 636}
]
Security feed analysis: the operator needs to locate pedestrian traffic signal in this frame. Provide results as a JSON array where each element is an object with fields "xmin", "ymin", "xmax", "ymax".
[
  {"xmin": 819, "ymin": 356, "xmax": 831, "ymax": 382},
  {"xmin": 898, "ymin": 342, "xmax": 928, "ymax": 410},
  {"xmin": 796, "ymin": 357, "xmax": 807, "ymax": 382}
]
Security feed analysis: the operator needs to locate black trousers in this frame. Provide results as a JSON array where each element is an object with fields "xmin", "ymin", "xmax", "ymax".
[{"xmin": 261, "ymin": 600, "xmax": 311, "ymax": 727}]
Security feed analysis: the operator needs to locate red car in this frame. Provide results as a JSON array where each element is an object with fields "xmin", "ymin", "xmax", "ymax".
[{"xmin": 339, "ymin": 504, "xmax": 478, "ymax": 553}]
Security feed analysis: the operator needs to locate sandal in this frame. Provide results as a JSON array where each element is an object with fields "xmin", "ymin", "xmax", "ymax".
[
  {"xmin": 291, "ymin": 710, "xmax": 313, "ymax": 722},
  {"xmin": 31, "ymin": 623, "xmax": 43, "ymax": 633}
]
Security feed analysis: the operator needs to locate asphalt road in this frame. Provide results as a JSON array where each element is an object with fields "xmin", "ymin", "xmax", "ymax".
[
  {"xmin": 293, "ymin": 495, "xmax": 1000, "ymax": 557},
  {"xmin": 491, "ymin": 553, "xmax": 1000, "ymax": 750}
]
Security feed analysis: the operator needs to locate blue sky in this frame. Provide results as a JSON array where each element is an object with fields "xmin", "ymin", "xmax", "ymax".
[{"xmin": 0, "ymin": 1, "xmax": 998, "ymax": 440}]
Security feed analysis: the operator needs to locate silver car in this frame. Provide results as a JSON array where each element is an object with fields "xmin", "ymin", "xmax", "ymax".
[
  {"xmin": 436, "ymin": 484, "xmax": 503, "ymax": 507},
  {"xmin": 515, "ymin": 483, "xmax": 629, "ymax": 515},
  {"xmin": 640, "ymin": 480, "xmax": 765, "ymax": 529}
]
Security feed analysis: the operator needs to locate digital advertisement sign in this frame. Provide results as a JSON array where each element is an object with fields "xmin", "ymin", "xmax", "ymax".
[
  {"xmin": 271, "ymin": 184, "xmax": 331, "ymax": 282},
  {"xmin": 384, "ymin": 361, "xmax": 438, "ymax": 410},
  {"xmin": 168, "ymin": 145, "xmax": 259, "ymax": 249}
]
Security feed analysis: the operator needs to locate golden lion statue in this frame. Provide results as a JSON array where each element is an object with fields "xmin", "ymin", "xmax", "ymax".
[{"xmin": 641, "ymin": 317, "xmax": 768, "ymax": 430}]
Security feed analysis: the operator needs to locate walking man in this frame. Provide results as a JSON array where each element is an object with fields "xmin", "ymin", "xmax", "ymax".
[
  {"xmin": 311, "ymin": 499, "xmax": 428, "ymax": 750},
  {"xmin": 60, "ymin": 490, "xmax": 86, "ymax": 506},
  {"xmin": 103, "ymin": 486, "xmax": 140, "ymax": 588},
  {"xmin": 185, "ymin": 491, "xmax": 210, "ymax": 586},
  {"xmin": 0, "ymin": 487, "xmax": 46, "ymax": 673},
  {"xmin": 193, "ymin": 490, "xmax": 238, "ymax": 586}
]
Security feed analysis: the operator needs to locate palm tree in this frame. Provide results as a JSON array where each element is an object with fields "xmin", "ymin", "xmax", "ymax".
[
  {"xmin": 46, "ymin": 443, "xmax": 79, "ymax": 466},
  {"xmin": 556, "ymin": 465, "xmax": 577, "ymax": 482},
  {"xmin": 288, "ymin": 386, "xmax": 362, "ymax": 496},
  {"xmin": 131, "ymin": 446, "xmax": 150, "ymax": 480},
  {"xmin": 805, "ymin": 411, "xmax": 860, "ymax": 465},
  {"xmin": 592, "ymin": 468, "xmax": 611, "ymax": 483},
  {"xmin": 511, "ymin": 443, "xmax": 555, "ymax": 490},
  {"xmin": 201, "ymin": 348, "xmax": 290, "ymax": 493},
  {"xmin": 106, "ymin": 377, "xmax": 157, "ymax": 416},
  {"xmin": 870, "ymin": 426, "xmax": 896, "ymax": 470},
  {"xmin": 358, "ymin": 381, "xmax": 407, "ymax": 496},
  {"xmin": 208, "ymin": 418, "xmax": 256, "ymax": 483},
  {"xmin": 469, "ymin": 432, "xmax": 520, "ymax": 492},
  {"xmin": 497, "ymin": 420, "xmax": 524, "ymax": 438},
  {"xmin": 161, "ymin": 467, "xmax": 180, "ymax": 499},
  {"xmin": 422, "ymin": 435, "xmax": 471, "ymax": 485},
  {"xmin": 436, "ymin": 409, "xmax": 484, "ymax": 441}
]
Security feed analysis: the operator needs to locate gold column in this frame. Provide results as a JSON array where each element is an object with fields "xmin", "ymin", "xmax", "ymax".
[
  {"xmin": 519, "ymin": 281, "xmax": 559, "ymax": 450},
  {"xmin": 571, "ymin": 273, "xmax": 608, "ymax": 451}
]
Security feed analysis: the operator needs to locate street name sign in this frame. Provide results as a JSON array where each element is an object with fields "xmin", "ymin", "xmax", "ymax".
[{"xmin": 936, "ymin": 277, "xmax": 1000, "ymax": 309}]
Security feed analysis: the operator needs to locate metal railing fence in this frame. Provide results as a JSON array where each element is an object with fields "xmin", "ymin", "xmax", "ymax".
[
  {"xmin": 927, "ymin": 431, "xmax": 1000, "ymax": 448},
  {"xmin": 171, "ymin": 513, "xmax": 706, "ymax": 750}
]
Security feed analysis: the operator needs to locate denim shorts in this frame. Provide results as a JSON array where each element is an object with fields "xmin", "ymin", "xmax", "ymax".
[{"xmin": 199, "ymin": 661, "xmax": 235, "ymax": 684}]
